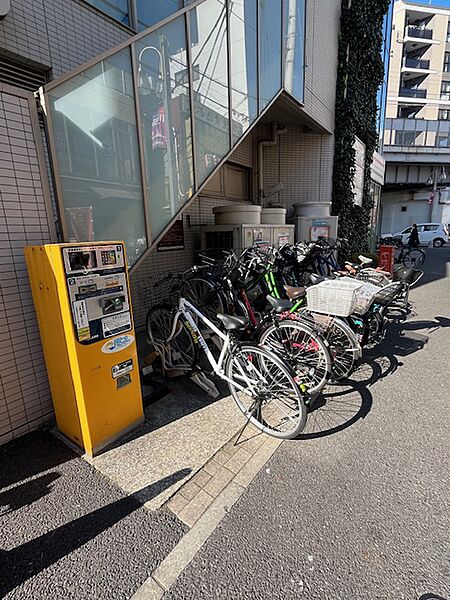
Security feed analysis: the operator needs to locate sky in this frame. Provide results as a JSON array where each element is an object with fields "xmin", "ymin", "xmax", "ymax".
[{"xmin": 404, "ymin": 0, "xmax": 450, "ymax": 6}]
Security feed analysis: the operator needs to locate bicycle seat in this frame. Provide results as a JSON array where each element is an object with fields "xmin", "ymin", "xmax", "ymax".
[
  {"xmin": 217, "ymin": 313, "xmax": 248, "ymax": 330},
  {"xmin": 283, "ymin": 285, "xmax": 306, "ymax": 301},
  {"xmin": 308, "ymin": 273, "xmax": 327, "ymax": 285},
  {"xmin": 266, "ymin": 295, "xmax": 293, "ymax": 314},
  {"xmin": 358, "ymin": 255, "xmax": 373, "ymax": 265},
  {"xmin": 344, "ymin": 261, "xmax": 359, "ymax": 271}
]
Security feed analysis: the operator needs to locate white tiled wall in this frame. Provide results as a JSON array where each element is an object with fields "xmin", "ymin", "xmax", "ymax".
[{"xmin": 0, "ymin": 86, "xmax": 54, "ymax": 445}]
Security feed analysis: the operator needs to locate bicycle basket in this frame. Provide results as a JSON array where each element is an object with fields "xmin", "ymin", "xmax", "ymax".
[
  {"xmin": 306, "ymin": 279, "xmax": 362, "ymax": 317},
  {"xmin": 372, "ymin": 282, "xmax": 403, "ymax": 306},
  {"xmin": 352, "ymin": 282, "xmax": 382, "ymax": 315},
  {"xmin": 136, "ymin": 274, "xmax": 177, "ymax": 310}
]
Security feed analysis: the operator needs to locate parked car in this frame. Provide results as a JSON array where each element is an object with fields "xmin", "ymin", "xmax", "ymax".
[{"xmin": 381, "ymin": 223, "xmax": 448, "ymax": 247}]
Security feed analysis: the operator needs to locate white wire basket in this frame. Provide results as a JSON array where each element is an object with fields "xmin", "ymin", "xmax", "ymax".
[
  {"xmin": 306, "ymin": 279, "xmax": 363, "ymax": 317},
  {"xmin": 352, "ymin": 282, "xmax": 382, "ymax": 315}
]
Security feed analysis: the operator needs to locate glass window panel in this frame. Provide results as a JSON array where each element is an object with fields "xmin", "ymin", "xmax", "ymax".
[
  {"xmin": 283, "ymin": 0, "xmax": 306, "ymax": 102},
  {"xmin": 136, "ymin": 16, "xmax": 194, "ymax": 240},
  {"xmin": 259, "ymin": 0, "xmax": 282, "ymax": 110},
  {"xmin": 84, "ymin": 0, "xmax": 129, "ymax": 27},
  {"xmin": 136, "ymin": 0, "xmax": 183, "ymax": 32},
  {"xmin": 190, "ymin": 0, "xmax": 230, "ymax": 184},
  {"xmin": 230, "ymin": 0, "xmax": 258, "ymax": 144},
  {"xmin": 47, "ymin": 49, "xmax": 147, "ymax": 266}
]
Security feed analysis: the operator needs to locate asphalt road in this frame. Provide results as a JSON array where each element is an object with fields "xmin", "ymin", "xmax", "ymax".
[
  {"xmin": 0, "ymin": 432, "xmax": 186, "ymax": 599},
  {"xmin": 166, "ymin": 248, "xmax": 450, "ymax": 600}
]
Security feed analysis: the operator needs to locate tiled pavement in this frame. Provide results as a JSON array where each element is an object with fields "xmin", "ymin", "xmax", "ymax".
[{"xmin": 166, "ymin": 424, "xmax": 280, "ymax": 528}]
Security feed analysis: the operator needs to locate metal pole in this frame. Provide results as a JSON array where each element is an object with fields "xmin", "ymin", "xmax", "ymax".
[
  {"xmin": 160, "ymin": 34, "xmax": 178, "ymax": 218},
  {"xmin": 284, "ymin": 0, "xmax": 297, "ymax": 94},
  {"xmin": 429, "ymin": 165, "xmax": 437, "ymax": 222}
]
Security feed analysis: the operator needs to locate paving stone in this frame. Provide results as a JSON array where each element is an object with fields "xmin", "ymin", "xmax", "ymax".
[
  {"xmin": 167, "ymin": 493, "xmax": 190, "ymax": 516},
  {"xmin": 234, "ymin": 432, "xmax": 266, "ymax": 455},
  {"xmin": 190, "ymin": 469, "xmax": 212, "ymax": 489},
  {"xmin": 179, "ymin": 480, "xmax": 201, "ymax": 501},
  {"xmin": 214, "ymin": 448, "xmax": 233, "ymax": 465},
  {"xmin": 177, "ymin": 490, "xmax": 215, "ymax": 528},
  {"xmin": 203, "ymin": 466, "xmax": 234, "ymax": 498},
  {"xmin": 203, "ymin": 459, "xmax": 221, "ymax": 477},
  {"xmin": 224, "ymin": 447, "xmax": 252, "ymax": 474}
]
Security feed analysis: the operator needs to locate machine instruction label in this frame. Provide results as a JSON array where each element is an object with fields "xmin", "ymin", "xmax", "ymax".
[
  {"xmin": 73, "ymin": 300, "xmax": 90, "ymax": 341},
  {"xmin": 102, "ymin": 311, "xmax": 132, "ymax": 338},
  {"xmin": 112, "ymin": 358, "xmax": 133, "ymax": 379}
]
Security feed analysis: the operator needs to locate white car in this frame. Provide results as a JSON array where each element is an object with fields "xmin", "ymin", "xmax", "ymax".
[{"xmin": 381, "ymin": 223, "xmax": 448, "ymax": 247}]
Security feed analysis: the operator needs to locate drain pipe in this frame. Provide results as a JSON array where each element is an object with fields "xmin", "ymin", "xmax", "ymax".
[{"xmin": 257, "ymin": 121, "xmax": 288, "ymax": 206}]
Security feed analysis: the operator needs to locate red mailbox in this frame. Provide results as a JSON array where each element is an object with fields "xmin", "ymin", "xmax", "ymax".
[{"xmin": 378, "ymin": 244, "xmax": 395, "ymax": 274}]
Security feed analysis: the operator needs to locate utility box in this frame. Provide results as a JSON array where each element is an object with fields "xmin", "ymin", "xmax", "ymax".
[
  {"xmin": 201, "ymin": 224, "xmax": 295, "ymax": 258},
  {"xmin": 25, "ymin": 242, "xmax": 144, "ymax": 456},
  {"xmin": 294, "ymin": 216, "xmax": 339, "ymax": 243}
]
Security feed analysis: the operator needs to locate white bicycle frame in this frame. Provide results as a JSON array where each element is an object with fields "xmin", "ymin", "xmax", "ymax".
[{"xmin": 154, "ymin": 296, "xmax": 262, "ymax": 395}]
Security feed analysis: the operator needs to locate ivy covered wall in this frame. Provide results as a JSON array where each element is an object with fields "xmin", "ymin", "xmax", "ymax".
[{"xmin": 332, "ymin": 0, "xmax": 390, "ymax": 255}]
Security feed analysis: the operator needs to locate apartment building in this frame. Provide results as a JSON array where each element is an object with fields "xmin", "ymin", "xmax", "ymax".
[{"xmin": 382, "ymin": 0, "xmax": 450, "ymax": 234}]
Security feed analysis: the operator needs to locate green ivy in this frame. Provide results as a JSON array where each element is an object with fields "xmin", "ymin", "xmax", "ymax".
[{"xmin": 332, "ymin": 0, "xmax": 390, "ymax": 257}]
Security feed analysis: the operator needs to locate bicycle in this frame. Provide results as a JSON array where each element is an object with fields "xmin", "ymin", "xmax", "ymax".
[
  {"xmin": 379, "ymin": 237, "xmax": 426, "ymax": 269},
  {"xmin": 146, "ymin": 270, "xmax": 308, "ymax": 439}
]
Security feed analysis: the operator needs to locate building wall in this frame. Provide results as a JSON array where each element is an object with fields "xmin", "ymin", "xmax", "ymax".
[
  {"xmin": 0, "ymin": 85, "xmax": 55, "ymax": 445},
  {"xmin": 0, "ymin": 0, "xmax": 131, "ymax": 77},
  {"xmin": 0, "ymin": 0, "xmax": 341, "ymax": 444},
  {"xmin": 0, "ymin": 1, "xmax": 133, "ymax": 444},
  {"xmin": 302, "ymin": 0, "xmax": 340, "ymax": 133}
]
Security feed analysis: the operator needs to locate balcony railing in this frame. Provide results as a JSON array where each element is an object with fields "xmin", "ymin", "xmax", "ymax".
[
  {"xmin": 403, "ymin": 57, "xmax": 430, "ymax": 70},
  {"xmin": 407, "ymin": 26, "xmax": 433, "ymax": 40},
  {"xmin": 384, "ymin": 118, "xmax": 450, "ymax": 149},
  {"xmin": 399, "ymin": 87, "xmax": 427, "ymax": 99}
]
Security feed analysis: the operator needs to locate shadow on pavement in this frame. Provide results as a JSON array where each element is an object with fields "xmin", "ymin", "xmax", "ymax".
[
  {"xmin": 0, "ymin": 472, "xmax": 60, "ymax": 514},
  {"xmin": 0, "ymin": 468, "xmax": 190, "ymax": 597},
  {"xmin": 0, "ymin": 431, "xmax": 73, "ymax": 490},
  {"xmin": 298, "ymin": 380, "xmax": 373, "ymax": 440}
]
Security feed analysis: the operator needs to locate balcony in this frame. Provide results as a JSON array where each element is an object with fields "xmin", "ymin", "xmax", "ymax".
[
  {"xmin": 399, "ymin": 87, "xmax": 427, "ymax": 99},
  {"xmin": 384, "ymin": 118, "xmax": 450, "ymax": 152},
  {"xmin": 403, "ymin": 57, "xmax": 430, "ymax": 70},
  {"xmin": 407, "ymin": 26, "xmax": 433, "ymax": 40}
]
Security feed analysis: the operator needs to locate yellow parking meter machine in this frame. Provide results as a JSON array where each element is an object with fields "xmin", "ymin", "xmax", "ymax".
[{"xmin": 25, "ymin": 242, "xmax": 144, "ymax": 456}]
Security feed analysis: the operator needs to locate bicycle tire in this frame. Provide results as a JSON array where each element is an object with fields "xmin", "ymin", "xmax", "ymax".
[
  {"xmin": 184, "ymin": 277, "xmax": 226, "ymax": 326},
  {"xmin": 403, "ymin": 249, "xmax": 425, "ymax": 269},
  {"xmin": 294, "ymin": 309, "xmax": 361, "ymax": 381},
  {"xmin": 146, "ymin": 303, "xmax": 198, "ymax": 370},
  {"xmin": 225, "ymin": 344, "xmax": 307, "ymax": 439},
  {"xmin": 258, "ymin": 320, "xmax": 332, "ymax": 395}
]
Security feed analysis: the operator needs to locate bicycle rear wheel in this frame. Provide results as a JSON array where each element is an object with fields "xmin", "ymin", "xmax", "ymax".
[
  {"xmin": 295, "ymin": 309, "xmax": 361, "ymax": 381},
  {"xmin": 259, "ymin": 320, "xmax": 332, "ymax": 395},
  {"xmin": 403, "ymin": 248, "xmax": 425, "ymax": 269},
  {"xmin": 146, "ymin": 303, "xmax": 198, "ymax": 370},
  {"xmin": 225, "ymin": 345, "xmax": 307, "ymax": 439}
]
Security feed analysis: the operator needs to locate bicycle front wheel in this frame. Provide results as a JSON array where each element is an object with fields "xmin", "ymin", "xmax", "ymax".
[
  {"xmin": 403, "ymin": 249, "xmax": 425, "ymax": 269},
  {"xmin": 225, "ymin": 345, "xmax": 307, "ymax": 439},
  {"xmin": 259, "ymin": 320, "xmax": 332, "ymax": 395}
]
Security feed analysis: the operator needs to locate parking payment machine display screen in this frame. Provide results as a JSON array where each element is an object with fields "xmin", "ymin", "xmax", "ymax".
[{"xmin": 63, "ymin": 244, "xmax": 133, "ymax": 344}]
